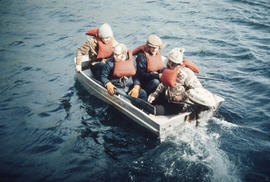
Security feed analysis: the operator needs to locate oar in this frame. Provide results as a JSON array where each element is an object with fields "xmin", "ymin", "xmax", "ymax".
[
  {"xmin": 197, "ymin": 76, "xmax": 227, "ymax": 82},
  {"xmin": 115, "ymin": 90, "xmax": 155, "ymax": 114}
]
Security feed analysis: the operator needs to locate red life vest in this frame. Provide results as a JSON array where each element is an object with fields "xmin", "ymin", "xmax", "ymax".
[
  {"xmin": 113, "ymin": 50, "xmax": 136, "ymax": 77},
  {"xmin": 160, "ymin": 65, "xmax": 184, "ymax": 88},
  {"xmin": 85, "ymin": 28, "xmax": 113, "ymax": 59},
  {"xmin": 160, "ymin": 60, "xmax": 199, "ymax": 87},
  {"xmin": 183, "ymin": 59, "xmax": 199, "ymax": 73},
  {"xmin": 133, "ymin": 44, "xmax": 165, "ymax": 72},
  {"xmin": 132, "ymin": 44, "xmax": 145, "ymax": 55}
]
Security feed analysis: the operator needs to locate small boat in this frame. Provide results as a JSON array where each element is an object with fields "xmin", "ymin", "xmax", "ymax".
[{"xmin": 75, "ymin": 56, "xmax": 224, "ymax": 141}]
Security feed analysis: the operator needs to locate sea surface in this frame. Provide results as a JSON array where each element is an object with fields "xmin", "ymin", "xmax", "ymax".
[{"xmin": 0, "ymin": 0, "xmax": 269, "ymax": 181}]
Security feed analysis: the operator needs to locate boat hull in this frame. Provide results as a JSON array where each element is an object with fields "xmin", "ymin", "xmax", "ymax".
[{"xmin": 75, "ymin": 58, "xmax": 224, "ymax": 141}]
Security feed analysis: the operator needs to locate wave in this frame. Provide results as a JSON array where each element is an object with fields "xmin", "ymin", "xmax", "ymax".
[{"xmin": 134, "ymin": 117, "xmax": 242, "ymax": 182}]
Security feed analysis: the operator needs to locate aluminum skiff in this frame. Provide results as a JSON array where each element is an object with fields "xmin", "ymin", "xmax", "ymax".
[{"xmin": 75, "ymin": 57, "xmax": 224, "ymax": 141}]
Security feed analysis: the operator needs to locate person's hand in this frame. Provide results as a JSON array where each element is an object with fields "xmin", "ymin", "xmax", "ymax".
[
  {"xmin": 101, "ymin": 59, "xmax": 106, "ymax": 64},
  {"xmin": 128, "ymin": 85, "xmax": 140, "ymax": 98},
  {"xmin": 76, "ymin": 64, "xmax": 81, "ymax": 72},
  {"xmin": 148, "ymin": 95, "xmax": 155, "ymax": 104},
  {"xmin": 174, "ymin": 94, "xmax": 184, "ymax": 102},
  {"xmin": 158, "ymin": 73, "xmax": 162, "ymax": 79},
  {"xmin": 105, "ymin": 82, "xmax": 117, "ymax": 95}
]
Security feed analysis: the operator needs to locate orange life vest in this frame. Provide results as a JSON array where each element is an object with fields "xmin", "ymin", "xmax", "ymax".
[
  {"xmin": 85, "ymin": 28, "xmax": 113, "ymax": 59},
  {"xmin": 133, "ymin": 44, "xmax": 165, "ymax": 72},
  {"xmin": 113, "ymin": 50, "xmax": 136, "ymax": 77},
  {"xmin": 160, "ymin": 65, "xmax": 184, "ymax": 88},
  {"xmin": 183, "ymin": 59, "xmax": 199, "ymax": 73},
  {"xmin": 132, "ymin": 44, "xmax": 145, "ymax": 55},
  {"xmin": 160, "ymin": 60, "xmax": 199, "ymax": 87}
]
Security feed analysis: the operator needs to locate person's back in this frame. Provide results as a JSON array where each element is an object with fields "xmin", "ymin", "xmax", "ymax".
[
  {"xmin": 177, "ymin": 67, "xmax": 202, "ymax": 89},
  {"xmin": 148, "ymin": 47, "xmax": 204, "ymax": 116}
]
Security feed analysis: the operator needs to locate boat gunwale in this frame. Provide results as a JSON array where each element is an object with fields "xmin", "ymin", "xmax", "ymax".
[
  {"xmin": 78, "ymin": 63, "xmax": 191, "ymax": 125},
  {"xmin": 74, "ymin": 57, "xmax": 225, "ymax": 141}
]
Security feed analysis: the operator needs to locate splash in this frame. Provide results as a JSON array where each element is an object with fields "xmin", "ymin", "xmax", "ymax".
[{"xmin": 160, "ymin": 117, "xmax": 241, "ymax": 182}]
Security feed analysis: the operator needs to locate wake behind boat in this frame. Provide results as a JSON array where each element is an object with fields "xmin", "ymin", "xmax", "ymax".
[{"xmin": 75, "ymin": 56, "xmax": 224, "ymax": 141}]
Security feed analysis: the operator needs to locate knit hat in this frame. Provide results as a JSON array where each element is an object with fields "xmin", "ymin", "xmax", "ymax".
[
  {"xmin": 146, "ymin": 35, "xmax": 165, "ymax": 49},
  {"xmin": 114, "ymin": 43, "xmax": 127, "ymax": 55},
  {"xmin": 98, "ymin": 23, "xmax": 113, "ymax": 38},
  {"xmin": 168, "ymin": 48, "xmax": 185, "ymax": 64}
]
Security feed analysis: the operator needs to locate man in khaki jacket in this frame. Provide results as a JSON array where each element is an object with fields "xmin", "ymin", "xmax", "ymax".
[{"xmin": 76, "ymin": 23, "xmax": 118, "ymax": 80}]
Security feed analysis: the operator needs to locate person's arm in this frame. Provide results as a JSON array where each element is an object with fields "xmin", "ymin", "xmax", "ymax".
[
  {"xmin": 100, "ymin": 57, "xmax": 117, "ymax": 95},
  {"xmin": 132, "ymin": 57, "xmax": 140, "ymax": 86},
  {"xmin": 76, "ymin": 38, "xmax": 98, "ymax": 71},
  {"xmin": 128, "ymin": 58, "xmax": 141, "ymax": 98},
  {"xmin": 76, "ymin": 38, "xmax": 96, "ymax": 64},
  {"xmin": 100, "ymin": 57, "xmax": 114, "ymax": 85},
  {"xmin": 148, "ymin": 83, "xmax": 165, "ymax": 103}
]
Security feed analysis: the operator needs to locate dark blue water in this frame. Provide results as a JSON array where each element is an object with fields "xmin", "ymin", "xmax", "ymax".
[{"xmin": 0, "ymin": 0, "xmax": 269, "ymax": 181}]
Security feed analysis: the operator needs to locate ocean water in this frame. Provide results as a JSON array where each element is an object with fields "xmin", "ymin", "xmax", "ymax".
[{"xmin": 0, "ymin": 0, "xmax": 269, "ymax": 181}]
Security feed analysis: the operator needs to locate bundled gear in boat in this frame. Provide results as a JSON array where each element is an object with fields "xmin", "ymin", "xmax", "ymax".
[{"xmin": 185, "ymin": 87, "xmax": 216, "ymax": 108}]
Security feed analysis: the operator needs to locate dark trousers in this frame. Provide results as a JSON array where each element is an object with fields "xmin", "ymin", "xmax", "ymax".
[
  {"xmin": 90, "ymin": 62, "xmax": 105, "ymax": 81},
  {"xmin": 141, "ymin": 78, "xmax": 160, "ymax": 95},
  {"xmin": 137, "ymin": 88, "xmax": 148, "ymax": 101}
]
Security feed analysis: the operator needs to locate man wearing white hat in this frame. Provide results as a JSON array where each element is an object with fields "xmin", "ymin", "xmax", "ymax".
[
  {"xmin": 76, "ymin": 23, "xmax": 118, "ymax": 80},
  {"xmin": 100, "ymin": 43, "xmax": 147, "ymax": 101},
  {"xmin": 147, "ymin": 47, "xmax": 205, "ymax": 119},
  {"xmin": 132, "ymin": 35, "xmax": 166, "ymax": 95}
]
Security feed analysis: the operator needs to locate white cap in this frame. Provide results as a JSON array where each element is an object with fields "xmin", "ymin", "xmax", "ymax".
[
  {"xmin": 168, "ymin": 47, "xmax": 185, "ymax": 64},
  {"xmin": 114, "ymin": 43, "xmax": 127, "ymax": 55},
  {"xmin": 98, "ymin": 23, "xmax": 113, "ymax": 38},
  {"xmin": 146, "ymin": 34, "xmax": 165, "ymax": 49}
]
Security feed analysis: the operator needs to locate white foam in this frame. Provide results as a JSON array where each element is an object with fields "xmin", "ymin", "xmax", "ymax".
[
  {"xmin": 161, "ymin": 120, "xmax": 241, "ymax": 182},
  {"xmin": 212, "ymin": 117, "xmax": 238, "ymax": 128}
]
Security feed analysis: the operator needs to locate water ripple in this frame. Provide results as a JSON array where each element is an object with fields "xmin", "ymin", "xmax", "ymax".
[
  {"xmin": 9, "ymin": 41, "xmax": 24, "ymax": 47},
  {"xmin": 1, "ymin": 0, "xmax": 269, "ymax": 181}
]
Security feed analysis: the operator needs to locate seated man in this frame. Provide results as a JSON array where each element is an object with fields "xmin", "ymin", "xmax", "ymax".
[
  {"xmin": 76, "ymin": 23, "xmax": 118, "ymax": 80},
  {"xmin": 100, "ymin": 43, "xmax": 147, "ymax": 101},
  {"xmin": 133, "ymin": 35, "xmax": 166, "ymax": 95},
  {"xmin": 148, "ymin": 48, "xmax": 209, "ymax": 120}
]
